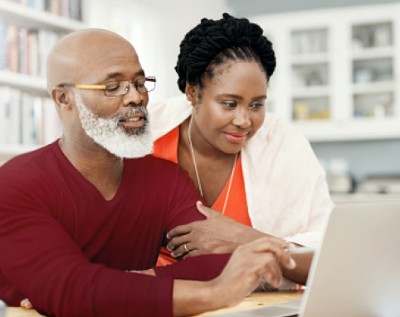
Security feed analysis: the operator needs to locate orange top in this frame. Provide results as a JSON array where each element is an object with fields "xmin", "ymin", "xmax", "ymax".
[
  {"xmin": 153, "ymin": 126, "xmax": 251, "ymax": 266},
  {"xmin": 153, "ymin": 126, "xmax": 251, "ymax": 224}
]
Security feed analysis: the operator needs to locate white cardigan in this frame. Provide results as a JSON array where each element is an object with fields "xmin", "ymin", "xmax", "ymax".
[{"xmin": 148, "ymin": 95, "xmax": 334, "ymax": 248}]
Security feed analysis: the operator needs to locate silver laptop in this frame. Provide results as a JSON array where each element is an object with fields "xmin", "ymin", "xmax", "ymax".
[{"xmin": 219, "ymin": 200, "xmax": 400, "ymax": 317}]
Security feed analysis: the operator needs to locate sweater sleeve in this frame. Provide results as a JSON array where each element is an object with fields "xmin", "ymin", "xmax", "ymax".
[
  {"xmin": 243, "ymin": 116, "xmax": 333, "ymax": 248},
  {"xmin": 0, "ymin": 170, "xmax": 174, "ymax": 317},
  {"xmin": 149, "ymin": 158, "xmax": 232, "ymax": 281},
  {"xmin": 154, "ymin": 254, "xmax": 231, "ymax": 280},
  {"xmin": 285, "ymin": 173, "xmax": 334, "ymax": 248}
]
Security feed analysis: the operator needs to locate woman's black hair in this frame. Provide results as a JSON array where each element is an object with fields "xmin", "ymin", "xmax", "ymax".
[{"xmin": 175, "ymin": 13, "xmax": 276, "ymax": 93}]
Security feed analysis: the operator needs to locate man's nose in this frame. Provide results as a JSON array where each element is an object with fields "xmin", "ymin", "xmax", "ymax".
[{"xmin": 123, "ymin": 82, "xmax": 144, "ymax": 107}]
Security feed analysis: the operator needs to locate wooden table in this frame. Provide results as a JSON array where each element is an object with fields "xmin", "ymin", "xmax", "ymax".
[
  {"xmin": 198, "ymin": 291, "xmax": 303, "ymax": 316},
  {"xmin": 5, "ymin": 307, "xmax": 44, "ymax": 317},
  {"xmin": 4, "ymin": 291, "xmax": 303, "ymax": 317}
]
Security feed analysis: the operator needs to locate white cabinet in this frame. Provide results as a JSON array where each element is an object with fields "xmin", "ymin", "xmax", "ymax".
[
  {"xmin": 0, "ymin": 0, "xmax": 85, "ymax": 164},
  {"xmin": 253, "ymin": 3, "xmax": 400, "ymax": 142}
]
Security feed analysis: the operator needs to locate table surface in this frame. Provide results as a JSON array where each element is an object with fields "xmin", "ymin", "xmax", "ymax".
[
  {"xmin": 5, "ymin": 307, "xmax": 44, "ymax": 317},
  {"xmin": 198, "ymin": 291, "xmax": 303, "ymax": 316},
  {"xmin": 4, "ymin": 290, "xmax": 303, "ymax": 317}
]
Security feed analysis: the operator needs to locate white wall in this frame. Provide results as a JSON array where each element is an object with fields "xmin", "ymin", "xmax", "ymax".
[
  {"xmin": 84, "ymin": 0, "xmax": 233, "ymax": 101},
  {"xmin": 83, "ymin": 1, "xmax": 400, "ymax": 187},
  {"xmin": 226, "ymin": 0, "xmax": 400, "ymax": 185},
  {"xmin": 227, "ymin": 0, "xmax": 400, "ymax": 15}
]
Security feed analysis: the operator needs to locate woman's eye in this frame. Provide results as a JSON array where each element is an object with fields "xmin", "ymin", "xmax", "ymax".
[
  {"xmin": 222, "ymin": 101, "xmax": 237, "ymax": 108},
  {"xmin": 250, "ymin": 101, "xmax": 265, "ymax": 110}
]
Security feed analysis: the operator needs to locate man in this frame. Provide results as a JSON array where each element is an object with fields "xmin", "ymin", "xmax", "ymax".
[{"xmin": 0, "ymin": 29, "xmax": 295, "ymax": 317}]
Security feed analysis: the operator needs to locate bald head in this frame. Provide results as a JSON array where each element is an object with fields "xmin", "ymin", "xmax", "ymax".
[{"xmin": 46, "ymin": 29, "xmax": 139, "ymax": 94}]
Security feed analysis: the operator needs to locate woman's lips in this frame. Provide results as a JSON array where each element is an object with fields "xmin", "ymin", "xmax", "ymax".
[{"xmin": 224, "ymin": 132, "xmax": 248, "ymax": 144}]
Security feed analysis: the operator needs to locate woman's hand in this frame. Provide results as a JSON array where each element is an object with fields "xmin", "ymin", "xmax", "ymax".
[{"xmin": 167, "ymin": 201, "xmax": 284, "ymax": 258}]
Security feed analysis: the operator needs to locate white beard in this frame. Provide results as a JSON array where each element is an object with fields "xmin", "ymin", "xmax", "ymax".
[{"xmin": 74, "ymin": 92, "xmax": 153, "ymax": 159}]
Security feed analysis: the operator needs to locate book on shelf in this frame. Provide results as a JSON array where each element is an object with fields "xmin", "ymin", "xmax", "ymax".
[
  {"xmin": 0, "ymin": 86, "xmax": 62, "ymax": 147},
  {"xmin": 5, "ymin": 23, "xmax": 18, "ymax": 73},
  {"xmin": 21, "ymin": 92, "xmax": 42, "ymax": 145},
  {"xmin": 41, "ymin": 97, "xmax": 62, "ymax": 145},
  {"xmin": 28, "ymin": 30, "xmax": 39, "ymax": 76},
  {"xmin": 18, "ymin": 27, "xmax": 28, "ymax": 75},
  {"xmin": 0, "ymin": 20, "xmax": 6, "ymax": 70},
  {"xmin": 0, "ymin": 86, "xmax": 20, "ymax": 144},
  {"xmin": 38, "ymin": 29, "xmax": 59, "ymax": 77},
  {"xmin": 4, "ymin": 0, "xmax": 82, "ymax": 20},
  {"xmin": 0, "ymin": 21, "xmax": 60, "ymax": 77},
  {"xmin": 0, "ymin": 86, "xmax": 11, "ymax": 144},
  {"xmin": 46, "ymin": 0, "xmax": 82, "ymax": 20},
  {"xmin": 0, "ymin": 0, "xmax": 81, "ymax": 157}
]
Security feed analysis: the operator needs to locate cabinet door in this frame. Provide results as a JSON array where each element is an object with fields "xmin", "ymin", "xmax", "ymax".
[
  {"xmin": 254, "ymin": 3, "xmax": 400, "ymax": 142},
  {"xmin": 290, "ymin": 27, "xmax": 331, "ymax": 122},
  {"xmin": 351, "ymin": 21, "xmax": 395, "ymax": 119}
]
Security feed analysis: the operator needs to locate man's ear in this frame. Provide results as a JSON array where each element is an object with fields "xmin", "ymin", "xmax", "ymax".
[{"xmin": 51, "ymin": 87, "xmax": 72, "ymax": 111}]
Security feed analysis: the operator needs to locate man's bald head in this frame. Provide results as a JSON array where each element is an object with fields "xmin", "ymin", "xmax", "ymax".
[{"xmin": 46, "ymin": 28, "xmax": 138, "ymax": 94}]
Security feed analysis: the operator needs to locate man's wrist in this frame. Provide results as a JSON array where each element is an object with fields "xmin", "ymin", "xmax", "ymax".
[
  {"xmin": 173, "ymin": 279, "xmax": 228, "ymax": 315},
  {"xmin": 199, "ymin": 278, "xmax": 234, "ymax": 311}
]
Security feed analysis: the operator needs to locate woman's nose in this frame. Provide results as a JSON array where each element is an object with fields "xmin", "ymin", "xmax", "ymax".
[{"xmin": 232, "ymin": 108, "xmax": 251, "ymax": 128}]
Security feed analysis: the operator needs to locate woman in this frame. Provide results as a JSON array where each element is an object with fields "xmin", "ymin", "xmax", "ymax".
[{"xmin": 149, "ymin": 13, "xmax": 333, "ymax": 286}]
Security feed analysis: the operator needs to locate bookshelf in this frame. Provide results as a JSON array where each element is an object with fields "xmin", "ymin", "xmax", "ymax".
[
  {"xmin": 254, "ymin": 3, "xmax": 400, "ymax": 142},
  {"xmin": 0, "ymin": 0, "xmax": 83, "ymax": 31},
  {"xmin": 0, "ymin": 0, "xmax": 85, "ymax": 165}
]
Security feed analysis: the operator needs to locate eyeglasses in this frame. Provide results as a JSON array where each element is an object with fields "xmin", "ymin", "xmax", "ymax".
[{"xmin": 58, "ymin": 76, "xmax": 156, "ymax": 97}]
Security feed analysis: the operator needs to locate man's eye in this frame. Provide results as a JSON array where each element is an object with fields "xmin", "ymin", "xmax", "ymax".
[
  {"xmin": 135, "ymin": 81, "xmax": 145, "ymax": 88},
  {"xmin": 105, "ymin": 82, "xmax": 121, "ymax": 92}
]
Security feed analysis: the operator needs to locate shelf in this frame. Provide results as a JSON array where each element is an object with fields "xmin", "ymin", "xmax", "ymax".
[
  {"xmin": 292, "ymin": 86, "xmax": 330, "ymax": 98},
  {"xmin": 296, "ymin": 119, "xmax": 400, "ymax": 142},
  {"xmin": 0, "ymin": 143, "xmax": 40, "ymax": 165},
  {"xmin": 0, "ymin": 0, "xmax": 81, "ymax": 164},
  {"xmin": 352, "ymin": 81, "xmax": 394, "ymax": 94},
  {"xmin": 332, "ymin": 193, "xmax": 400, "ymax": 203},
  {"xmin": 0, "ymin": 0, "xmax": 85, "ymax": 32},
  {"xmin": 253, "ymin": 3, "xmax": 400, "ymax": 142},
  {"xmin": 351, "ymin": 47, "xmax": 393, "ymax": 60},
  {"xmin": 0, "ymin": 70, "xmax": 47, "ymax": 95},
  {"xmin": 291, "ymin": 53, "xmax": 330, "ymax": 65},
  {"xmin": 0, "ymin": 143, "xmax": 40, "ymax": 155}
]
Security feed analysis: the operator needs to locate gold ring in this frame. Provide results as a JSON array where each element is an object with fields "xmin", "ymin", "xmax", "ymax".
[{"xmin": 183, "ymin": 243, "xmax": 190, "ymax": 253}]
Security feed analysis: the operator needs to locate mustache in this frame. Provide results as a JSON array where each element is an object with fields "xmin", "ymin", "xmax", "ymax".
[{"xmin": 115, "ymin": 105, "xmax": 148, "ymax": 122}]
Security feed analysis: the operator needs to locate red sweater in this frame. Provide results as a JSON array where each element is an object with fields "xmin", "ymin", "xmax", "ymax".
[{"xmin": 0, "ymin": 142, "xmax": 229, "ymax": 317}]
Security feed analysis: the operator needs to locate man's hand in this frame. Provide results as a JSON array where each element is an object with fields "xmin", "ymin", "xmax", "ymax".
[
  {"xmin": 211, "ymin": 236, "xmax": 296, "ymax": 303},
  {"xmin": 22, "ymin": 238, "xmax": 296, "ymax": 317},
  {"xmin": 20, "ymin": 298, "xmax": 33, "ymax": 310},
  {"xmin": 172, "ymin": 236, "xmax": 296, "ymax": 316},
  {"xmin": 167, "ymin": 201, "xmax": 284, "ymax": 258}
]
